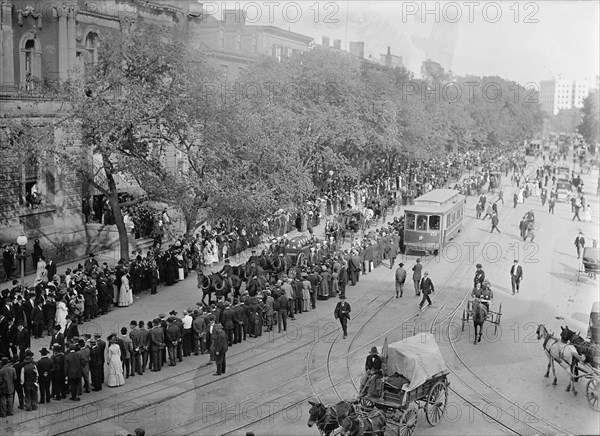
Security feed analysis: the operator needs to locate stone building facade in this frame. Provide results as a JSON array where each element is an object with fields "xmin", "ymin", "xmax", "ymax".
[{"xmin": 0, "ymin": 1, "xmax": 314, "ymax": 274}]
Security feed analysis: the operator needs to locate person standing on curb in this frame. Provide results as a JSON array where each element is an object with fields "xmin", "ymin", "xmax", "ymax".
[
  {"xmin": 575, "ymin": 232, "xmax": 585, "ymax": 259},
  {"xmin": 211, "ymin": 323, "xmax": 228, "ymax": 376},
  {"xmin": 418, "ymin": 272, "xmax": 434, "ymax": 309},
  {"xmin": 412, "ymin": 259, "xmax": 423, "ymax": 296},
  {"xmin": 395, "ymin": 263, "xmax": 406, "ymax": 298},
  {"xmin": 334, "ymin": 294, "xmax": 351, "ymax": 339},
  {"xmin": 510, "ymin": 260, "xmax": 523, "ymax": 295}
]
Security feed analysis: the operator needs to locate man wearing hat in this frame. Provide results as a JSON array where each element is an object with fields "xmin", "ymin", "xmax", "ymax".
[
  {"xmin": 89, "ymin": 339, "xmax": 103, "ymax": 391},
  {"xmin": 419, "ymin": 272, "xmax": 435, "ymax": 309},
  {"xmin": 165, "ymin": 318, "xmax": 181, "ymax": 366},
  {"xmin": 510, "ymin": 260, "xmax": 524, "ymax": 295},
  {"xmin": 474, "ymin": 264, "xmax": 485, "ymax": 288},
  {"xmin": 210, "ymin": 322, "xmax": 228, "ymax": 376},
  {"xmin": 395, "ymin": 262, "xmax": 407, "ymax": 298},
  {"xmin": 129, "ymin": 321, "xmax": 143, "ymax": 376},
  {"xmin": 64, "ymin": 343, "xmax": 85, "ymax": 401},
  {"xmin": 221, "ymin": 302, "xmax": 236, "ymax": 347},
  {"xmin": 37, "ymin": 348, "xmax": 54, "ymax": 404},
  {"xmin": 63, "ymin": 315, "xmax": 79, "ymax": 343},
  {"xmin": 334, "ymin": 294, "xmax": 351, "ymax": 339},
  {"xmin": 21, "ymin": 351, "xmax": 39, "ymax": 411},
  {"xmin": 0, "ymin": 355, "xmax": 17, "ymax": 416},
  {"xmin": 358, "ymin": 346, "xmax": 383, "ymax": 397},
  {"xmin": 16, "ymin": 322, "xmax": 31, "ymax": 362},
  {"xmin": 51, "ymin": 345, "xmax": 66, "ymax": 400},
  {"xmin": 149, "ymin": 319, "xmax": 165, "ymax": 372}
]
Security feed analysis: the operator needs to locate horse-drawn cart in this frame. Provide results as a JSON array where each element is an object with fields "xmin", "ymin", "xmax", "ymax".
[
  {"xmin": 462, "ymin": 282, "xmax": 502, "ymax": 335},
  {"xmin": 358, "ymin": 334, "xmax": 450, "ymax": 436},
  {"xmin": 285, "ymin": 235, "xmax": 321, "ymax": 268}
]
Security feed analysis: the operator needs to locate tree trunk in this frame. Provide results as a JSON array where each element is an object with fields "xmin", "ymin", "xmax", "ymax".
[{"xmin": 105, "ymin": 166, "xmax": 130, "ymax": 262}]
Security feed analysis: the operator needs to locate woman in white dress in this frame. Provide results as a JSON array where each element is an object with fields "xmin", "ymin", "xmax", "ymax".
[
  {"xmin": 517, "ymin": 188, "xmax": 524, "ymax": 204},
  {"xmin": 177, "ymin": 253, "xmax": 185, "ymax": 281},
  {"xmin": 117, "ymin": 272, "xmax": 133, "ymax": 307},
  {"xmin": 107, "ymin": 337, "xmax": 125, "ymax": 387},
  {"xmin": 55, "ymin": 296, "xmax": 68, "ymax": 333},
  {"xmin": 203, "ymin": 242, "xmax": 213, "ymax": 266},
  {"xmin": 210, "ymin": 239, "xmax": 219, "ymax": 264},
  {"xmin": 583, "ymin": 205, "xmax": 592, "ymax": 222},
  {"xmin": 33, "ymin": 258, "xmax": 48, "ymax": 287}
]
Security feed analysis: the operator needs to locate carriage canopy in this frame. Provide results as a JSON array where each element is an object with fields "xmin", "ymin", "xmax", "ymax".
[{"xmin": 383, "ymin": 333, "xmax": 447, "ymax": 392}]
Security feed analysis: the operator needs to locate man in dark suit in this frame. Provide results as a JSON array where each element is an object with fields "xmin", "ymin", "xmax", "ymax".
[
  {"xmin": 0, "ymin": 296, "xmax": 15, "ymax": 320},
  {"xmin": 88, "ymin": 339, "xmax": 103, "ymax": 391},
  {"xmin": 0, "ymin": 314, "xmax": 9, "ymax": 358},
  {"xmin": 149, "ymin": 318, "xmax": 165, "ymax": 372},
  {"xmin": 36, "ymin": 348, "xmax": 54, "ymax": 404},
  {"xmin": 63, "ymin": 316, "xmax": 79, "ymax": 343},
  {"xmin": 93, "ymin": 333, "xmax": 106, "ymax": 385},
  {"xmin": 137, "ymin": 321, "xmax": 150, "ymax": 373},
  {"xmin": 338, "ymin": 261, "xmax": 348, "ymax": 299},
  {"xmin": 49, "ymin": 325, "xmax": 65, "ymax": 353},
  {"xmin": 165, "ymin": 318, "xmax": 181, "ymax": 366},
  {"xmin": 418, "ymin": 272, "xmax": 435, "ymax": 309},
  {"xmin": 16, "ymin": 322, "xmax": 31, "ymax": 361},
  {"xmin": 21, "ymin": 294, "xmax": 34, "ymax": 332},
  {"xmin": 334, "ymin": 294, "xmax": 351, "ymax": 339},
  {"xmin": 64, "ymin": 344, "xmax": 85, "ymax": 401},
  {"xmin": 221, "ymin": 302, "xmax": 235, "ymax": 346},
  {"xmin": 30, "ymin": 300, "xmax": 44, "ymax": 339},
  {"xmin": 510, "ymin": 260, "xmax": 524, "ymax": 295},
  {"xmin": 210, "ymin": 323, "xmax": 228, "ymax": 376},
  {"xmin": 45, "ymin": 259, "xmax": 57, "ymax": 282},
  {"xmin": 0, "ymin": 356, "xmax": 17, "ymax": 416},
  {"xmin": 51, "ymin": 345, "xmax": 66, "ymax": 400}
]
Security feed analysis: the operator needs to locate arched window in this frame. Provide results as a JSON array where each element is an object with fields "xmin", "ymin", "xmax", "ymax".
[
  {"xmin": 85, "ymin": 32, "xmax": 99, "ymax": 65},
  {"xmin": 20, "ymin": 34, "xmax": 41, "ymax": 90}
]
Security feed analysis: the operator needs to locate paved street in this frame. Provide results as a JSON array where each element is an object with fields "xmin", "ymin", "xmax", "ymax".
[{"xmin": 2, "ymin": 159, "xmax": 598, "ymax": 436}]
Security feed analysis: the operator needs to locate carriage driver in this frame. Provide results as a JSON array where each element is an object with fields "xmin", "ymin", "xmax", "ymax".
[
  {"xmin": 474, "ymin": 264, "xmax": 485, "ymax": 288},
  {"xmin": 358, "ymin": 346, "xmax": 383, "ymax": 397},
  {"xmin": 479, "ymin": 280, "xmax": 493, "ymax": 310}
]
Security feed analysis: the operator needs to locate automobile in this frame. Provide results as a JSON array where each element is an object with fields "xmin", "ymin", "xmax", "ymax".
[{"xmin": 555, "ymin": 178, "xmax": 572, "ymax": 202}]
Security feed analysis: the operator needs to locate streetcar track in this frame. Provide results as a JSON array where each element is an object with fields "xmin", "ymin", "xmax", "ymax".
[{"xmin": 35, "ymin": 180, "xmax": 517, "ymax": 435}]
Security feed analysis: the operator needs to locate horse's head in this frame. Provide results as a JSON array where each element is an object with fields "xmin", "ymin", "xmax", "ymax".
[
  {"xmin": 307, "ymin": 401, "xmax": 325, "ymax": 427},
  {"xmin": 536, "ymin": 324, "xmax": 545, "ymax": 340}
]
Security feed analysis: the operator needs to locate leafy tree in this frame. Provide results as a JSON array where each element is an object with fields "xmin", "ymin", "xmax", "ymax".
[{"xmin": 578, "ymin": 90, "xmax": 599, "ymax": 146}]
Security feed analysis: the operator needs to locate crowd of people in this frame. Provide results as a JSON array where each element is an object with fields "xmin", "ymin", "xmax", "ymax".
[{"xmin": 0, "ymin": 142, "xmax": 555, "ymax": 419}]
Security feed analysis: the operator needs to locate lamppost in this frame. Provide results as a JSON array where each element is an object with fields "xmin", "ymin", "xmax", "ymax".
[{"xmin": 16, "ymin": 233, "xmax": 28, "ymax": 288}]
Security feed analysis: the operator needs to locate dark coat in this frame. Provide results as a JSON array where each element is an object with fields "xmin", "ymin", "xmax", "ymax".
[
  {"xmin": 64, "ymin": 351, "xmax": 85, "ymax": 379},
  {"xmin": 0, "ymin": 364, "xmax": 17, "ymax": 394},
  {"xmin": 210, "ymin": 325, "xmax": 228, "ymax": 355},
  {"xmin": 36, "ymin": 356, "xmax": 54, "ymax": 380},
  {"xmin": 89, "ymin": 345, "xmax": 104, "ymax": 367},
  {"xmin": 149, "ymin": 327, "xmax": 165, "ymax": 351},
  {"xmin": 420, "ymin": 277, "xmax": 435, "ymax": 295},
  {"xmin": 221, "ymin": 307, "xmax": 236, "ymax": 330},
  {"xmin": 63, "ymin": 321, "xmax": 79, "ymax": 342}
]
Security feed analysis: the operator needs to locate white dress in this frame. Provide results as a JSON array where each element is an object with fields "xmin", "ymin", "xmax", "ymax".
[
  {"xmin": 583, "ymin": 206, "xmax": 592, "ymax": 222},
  {"xmin": 211, "ymin": 240, "xmax": 219, "ymax": 264},
  {"xmin": 177, "ymin": 254, "xmax": 185, "ymax": 281},
  {"xmin": 107, "ymin": 343, "xmax": 125, "ymax": 387},
  {"xmin": 118, "ymin": 275, "xmax": 133, "ymax": 307},
  {"xmin": 517, "ymin": 189, "xmax": 524, "ymax": 204},
  {"xmin": 55, "ymin": 300, "xmax": 68, "ymax": 332},
  {"xmin": 34, "ymin": 260, "xmax": 48, "ymax": 286}
]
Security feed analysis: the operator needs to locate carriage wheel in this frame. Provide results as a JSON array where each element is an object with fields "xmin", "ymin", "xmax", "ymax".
[
  {"xmin": 359, "ymin": 397, "xmax": 374, "ymax": 408},
  {"xmin": 494, "ymin": 303, "xmax": 502, "ymax": 335},
  {"xmin": 462, "ymin": 309, "xmax": 466, "ymax": 332},
  {"xmin": 296, "ymin": 253, "xmax": 307, "ymax": 267},
  {"xmin": 586, "ymin": 378, "xmax": 600, "ymax": 412},
  {"xmin": 425, "ymin": 380, "xmax": 448, "ymax": 426},
  {"xmin": 397, "ymin": 403, "xmax": 418, "ymax": 436}
]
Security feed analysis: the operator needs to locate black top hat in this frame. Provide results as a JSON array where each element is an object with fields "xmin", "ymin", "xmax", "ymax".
[
  {"xmin": 339, "ymin": 294, "xmax": 346, "ymax": 299},
  {"xmin": 476, "ymin": 263, "xmax": 482, "ymax": 268},
  {"xmin": 40, "ymin": 348, "xmax": 50, "ymax": 355},
  {"xmin": 370, "ymin": 346, "xmax": 378, "ymax": 355}
]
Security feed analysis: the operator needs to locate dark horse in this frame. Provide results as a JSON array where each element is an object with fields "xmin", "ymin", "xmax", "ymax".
[
  {"xmin": 339, "ymin": 409, "xmax": 386, "ymax": 436},
  {"xmin": 197, "ymin": 271, "xmax": 212, "ymax": 305},
  {"xmin": 209, "ymin": 272, "xmax": 242, "ymax": 300},
  {"xmin": 472, "ymin": 298, "xmax": 488, "ymax": 344},
  {"xmin": 246, "ymin": 275, "xmax": 268, "ymax": 296},
  {"xmin": 307, "ymin": 400, "xmax": 355, "ymax": 436},
  {"xmin": 560, "ymin": 325, "xmax": 600, "ymax": 370}
]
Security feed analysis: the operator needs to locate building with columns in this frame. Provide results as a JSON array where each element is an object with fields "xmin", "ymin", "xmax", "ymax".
[{"xmin": 0, "ymin": 1, "xmax": 315, "ymax": 272}]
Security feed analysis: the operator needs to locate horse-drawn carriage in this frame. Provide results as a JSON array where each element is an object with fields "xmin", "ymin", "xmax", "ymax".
[
  {"xmin": 462, "ymin": 280, "xmax": 502, "ymax": 338},
  {"xmin": 285, "ymin": 235, "xmax": 322, "ymax": 268},
  {"xmin": 357, "ymin": 334, "xmax": 450, "ymax": 436},
  {"xmin": 579, "ymin": 246, "xmax": 600, "ymax": 280},
  {"xmin": 330, "ymin": 209, "xmax": 365, "ymax": 243}
]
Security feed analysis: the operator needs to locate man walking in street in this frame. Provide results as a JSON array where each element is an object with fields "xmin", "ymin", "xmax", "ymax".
[
  {"xmin": 575, "ymin": 232, "xmax": 585, "ymax": 259},
  {"xmin": 412, "ymin": 259, "xmax": 423, "ymax": 296},
  {"xmin": 497, "ymin": 187, "xmax": 504, "ymax": 204},
  {"xmin": 573, "ymin": 199, "xmax": 582, "ymax": 221},
  {"xmin": 395, "ymin": 263, "xmax": 406, "ymax": 298},
  {"xmin": 418, "ymin": 272, "xmax": 434, "ymax": 309},
  {"xmin": 548, "ymin": 196, "xmax": 555, "ymax": 214},
  {"xmin": 334, "ymin": 295, "xmax": 351, "ymax": 339},
  {"xmin": 490, "ymin": 212, "xmax": 501, "ymax": 233},
  {"xmin": 510, "ymin": 260, "xmax": 523, "ymax": 295}
]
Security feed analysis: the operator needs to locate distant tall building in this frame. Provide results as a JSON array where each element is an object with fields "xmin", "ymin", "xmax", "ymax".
[{"xmin": 539, "ymin": 78, "xmax": 590, "ymax": 115}]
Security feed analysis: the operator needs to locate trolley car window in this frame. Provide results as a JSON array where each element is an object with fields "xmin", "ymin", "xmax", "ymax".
[
  {"xmin": 417, "ymin": 215, "xmax": 428, "ymax": 230},
  {"xmin": 405, "ymin": 213, "xmax": 415, "ymax": 230},
  {"xmin": 429, "ymin": 215, "xmax": 440, "ymax": 230},
  {"xmin": 447, "ymin": 215, "xmax": 450, "ymax": 227}
]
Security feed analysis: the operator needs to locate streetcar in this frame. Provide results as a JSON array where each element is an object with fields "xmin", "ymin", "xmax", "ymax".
[{"xmin": 403, "ymin": 189, "xmax": 465, "ymax": 254}]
